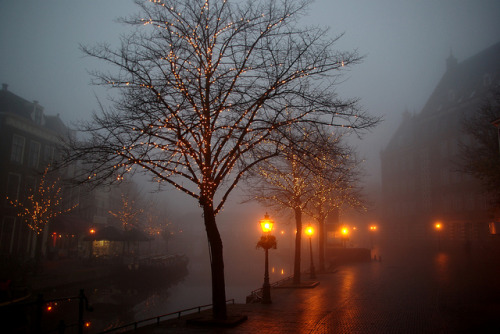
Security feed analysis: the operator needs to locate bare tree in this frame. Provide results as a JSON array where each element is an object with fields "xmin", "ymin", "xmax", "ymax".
[
  {"xmin": 67, "ymin": 0, "xmax": 379, "ymax": 319},
  {"xmin": 7, "ymin": 166, "xmax": 77, "ymax": 270},
  {"xmin": 109, "ymin": 194, "xmax": 144, "ymax": 231},
  {"xmin": 304, "ymin": 135, "xmax": 365, "ymax": 272},
  {"xmin": 459, "ymin": 86, "xmax": 500, "ymax": 206},
  {"xmin": 247, "ymin": 127, "xmax": 364, "ymax": 281},
  {"xmin": 246, "ymin": 131, "xmax": 317, "ymax": 284}
]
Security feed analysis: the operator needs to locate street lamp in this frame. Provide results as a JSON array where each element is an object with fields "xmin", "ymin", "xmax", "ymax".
[
  {"xmin": 305, "ymin": 225, "xmax": 316, "ymax": 279},
  {"xmin": 369, "ymin": 225, "xmax": 377, "ymax": 249},
  {"xmin": 257, "ymin": 213, "xmax": 276, "ymax": 304},
  {"xmin": 434, "ymin": 222, "xmax": 443, "ymax": 250},
  {"xmin": 341, "ymin": 227, "xmax": 349, "ymax": 248}
]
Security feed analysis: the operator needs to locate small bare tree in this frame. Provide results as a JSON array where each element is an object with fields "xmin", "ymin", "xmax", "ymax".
[
  {"xmin": 8, "ymin": 166, "xmax": 77, "ymax": 269},
  {"xmin": 67, "ymin": 0, "xmax": 379, "ymax": 319},
  {"xmin": 109, "ymin": 194, "xmax": 144, "ymax": 231},
  {"xmin": 304, "ymin": 136, "xmax": 365, "ymax": 272},
  {"xmin": 247, "ymin": 127, "xmax": 364, "ymax": 281},
  {"xmin": 246, "ymin": 133, "xmax": 316, "ymax": 284}
]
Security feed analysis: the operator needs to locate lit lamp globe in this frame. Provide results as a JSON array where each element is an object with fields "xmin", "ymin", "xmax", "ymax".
[
  {"xmin": 257, "ymin": 213, "xmax": 276, "ymax": 304},
  {"xmin": 305, "ymin": 225, "xmax": 316, "ymax": 279},
  {"xmin": 260, "ymin": 213, "xmax": 274, "ymax": 233},
  {"xmin": 434, "ymin": 221, "xmax": 443, "ymax": 250},
  {"xmin": 341, "ymin": 227, "xmax": 349, "ymax": 248}
]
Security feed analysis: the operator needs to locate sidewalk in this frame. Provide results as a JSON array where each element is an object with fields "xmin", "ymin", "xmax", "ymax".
[{"xmin": 118, "ymin": 241, "xmax": 500, "ymax": 333}]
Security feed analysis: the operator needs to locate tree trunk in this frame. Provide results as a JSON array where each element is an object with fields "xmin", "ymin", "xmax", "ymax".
[
  {"xmin": 34, "ymin": 233, "xmax": 43, "ymax": 274},
  {"xmin": 293, "ymin": 207, "xmax": 302, "ymax": 284},
  {"xmin": 202, "ymin": 201, "xmax": 227, "ymax": 320}
]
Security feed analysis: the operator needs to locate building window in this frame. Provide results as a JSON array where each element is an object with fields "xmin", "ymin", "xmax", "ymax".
[
  {"xmin": 44, "ymin": 145, "xmax": 54, "ymax": 164},
  {"xmin": 24, "ymin": 176, "xmax": 37, "ymax": 200},
  {"xmin": 0, "ymin": 217, "xmax": 16, "ymax": 253},
  {"xmin": 6, "ymin": 173, "xmax": 21, "ymax": 202},
  {"xmin": 28, "ymin": 141, "xmax": 41, "ymax": 168},
  {"xmin": 10, "ymin": 135, "xmax": 25, "ymax": 164},
  {"xmin": 33, "ymin": 104, "xmax": 43, "ymax": 125}
]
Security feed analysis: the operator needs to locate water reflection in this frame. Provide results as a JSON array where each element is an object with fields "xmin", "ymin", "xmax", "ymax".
[
  {"xmin": 434, "ymin": 252, "xmax": 450, "ymax": 284},
  {"xmin": 89, "ymin": 261, "xmax": 189, "ymax": 332}
]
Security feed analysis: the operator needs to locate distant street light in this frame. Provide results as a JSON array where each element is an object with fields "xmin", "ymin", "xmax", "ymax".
[
  {"xmin": 305, "ymin": 225, "xmax": 316, "ymax": 279},
  {"xmin": 434, "ymin": 222, "xmax": 443, "ymax": 250},
  {"xmin": 257, "ymin": 213, "xmax": 276, "ymax": 304},
  {"xmin": 369, "ymin": 225, "xmax": 377, "ymax": 249},
  {"xmin": 341, "ymin": 227, "xmax": 349, "ymax": 248}
]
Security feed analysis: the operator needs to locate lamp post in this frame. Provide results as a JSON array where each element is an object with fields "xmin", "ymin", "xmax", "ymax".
[
  {"xmin": 434, "ymin": 222, "xmax": 443, "ymax": 250},
  {"xmin": 257, "ymin": 213, "xmax": 276, "ymax": 304},
  {"xmin": 369, "ymin": 225, "xmax": 377, "ymax": 249},
  {"xmin": 305, "ymin": 225, "xmax": 316, "ymax": 279},
  {"xmin": 341, "ymin": 227, "xmax": 349, "ymax": 248}
]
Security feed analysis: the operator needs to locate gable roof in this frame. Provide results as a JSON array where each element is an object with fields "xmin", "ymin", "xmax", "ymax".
[
  {"xmin": 384, "ymin": 41, "xmax": 500, "ymax": 153},
  {"xmin": 421, "ymin": 41, "xmax": 500, "ymax": 116}
]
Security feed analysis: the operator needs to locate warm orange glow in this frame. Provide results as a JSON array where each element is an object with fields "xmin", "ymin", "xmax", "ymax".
[
  {"xmin": 305, "ymin": 225, "xmax": 314, "ymax": 236},
  {"xmin": 341, "ymin": 227, "xmax": 349, "ymax": 235},
  {"xmin": 90, "ymin": 228, "xmax": 96, "ymax": 234},
  {"xmin": 435, "ymin": 222, "xmax": 442, "ymax": 230},
  {"xmin": 281, "ymin": 268, "xmax": 284, "ymax": 275},
  {"xmin": 46, "ymin": 305, "xmax": 53, "ymax": 312},
  {"xmin": 260, "ymin": 213, "xmax": 274, "ymax": 233},
  {"xmin": 85, "ymin": 322, "xmax": 91, "ymax": 328},
  {"xmin": 370, "ymin": 225, "xmax": 377, "ymax": 231}
]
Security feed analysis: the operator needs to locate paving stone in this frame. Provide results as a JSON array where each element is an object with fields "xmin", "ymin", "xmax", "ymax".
[{"xmin": 124, "ymin": 240, "xmax": 500, "ymax": 334}]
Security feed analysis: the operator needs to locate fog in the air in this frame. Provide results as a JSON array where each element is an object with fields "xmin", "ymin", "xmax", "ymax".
[{"xmin": 1, "ymin": 0, "xmax": 500, "ymax": 329}]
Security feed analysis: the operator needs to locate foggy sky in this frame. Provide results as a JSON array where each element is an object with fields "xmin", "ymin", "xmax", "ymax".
[{"xmin": 1, "ymin": 0, "xmax": 500, "ymax": 210}]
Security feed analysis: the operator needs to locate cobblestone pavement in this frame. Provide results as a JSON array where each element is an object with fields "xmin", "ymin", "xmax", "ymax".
[{"xmin": 125, "ymin": 239, "xmax": 500, "ymax": 334}]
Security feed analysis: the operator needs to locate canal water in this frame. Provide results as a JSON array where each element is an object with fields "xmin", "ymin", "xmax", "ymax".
[{"xmin": 34, "ymin": 255, "xmax": 291, "ymax": 333}]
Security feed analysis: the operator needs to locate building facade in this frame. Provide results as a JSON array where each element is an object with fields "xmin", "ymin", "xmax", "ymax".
[
  {"xmin": 380, "ymin": 42, "xmax": 500, "ymax": 243},
  {"xmin": 0, "ymin": 84, "xmax": 73, "ymax": 257}
]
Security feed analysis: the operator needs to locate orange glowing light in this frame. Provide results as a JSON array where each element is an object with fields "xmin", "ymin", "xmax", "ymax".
[
  {"xmin": 260, "ymin": 213, "xmax": 274, "ymax": 233},
  {"xmin": 370, "ymin": 225, "xmax": 377, "ymax": 231},
  {"xmin": 341, "ymin": 228, "xmax": 349, "ymax": 235},
  {"xmin": 90, "ymin": 228, "xmax": 96, "ymax": 234},
  {"xmin": 85, "ymin": 322, "xmax": 91, "ymax": 327},
  {"xmin": 435, "ymin": 222, "xmax": 442, "ymax": 230},
  {"xmin": 46, "ymin": 305, "xmax": 53, "ymax": 312},
  {"xmin": 305, "ymin": 225, "xmax": 314, "ymax": 236}
]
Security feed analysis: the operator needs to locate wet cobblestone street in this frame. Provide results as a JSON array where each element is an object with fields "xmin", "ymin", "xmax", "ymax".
[{"xmin": 128, "ymin": 239, "xmax": 500, "ymax": 333}]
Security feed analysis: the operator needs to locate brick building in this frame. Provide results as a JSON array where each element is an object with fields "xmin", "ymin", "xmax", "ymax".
[{"xmin": 0, "ymin": 83, "xmax": 74, "ymax": 256}]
